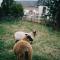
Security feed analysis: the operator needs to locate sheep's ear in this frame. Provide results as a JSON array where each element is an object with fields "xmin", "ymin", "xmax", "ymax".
[
  {"xmin": 25, "ymin": 34, "xmax": 33, "ymax": 41},
  {"xmin": 25, "ymin": 34, "xmax": 28, "ymax": 36}
]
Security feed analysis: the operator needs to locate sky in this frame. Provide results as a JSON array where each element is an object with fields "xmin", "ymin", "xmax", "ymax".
[
  {"xmin": 0, "ymin": 0, "xmax": 2, "ymax": 6},
  {"xmin": 0, "ymin": 0, "xmax": 2, "ymax": 4}
]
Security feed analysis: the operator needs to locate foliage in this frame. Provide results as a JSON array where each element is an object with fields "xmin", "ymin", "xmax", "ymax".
[
  {"xmin": 1, "ymin": 0, "xmax": 24, "ymax": 18},
  {"xmin": 11, "ymin": 4, "xmax": 24, "ymax": 17},
  {"xmin": 37, "ymin": 0, "xmax": 60, "ymax": 30},
  {"xmin": 46, "ymin": 0, "xmax": 60, "ymax": 30},
  {"xmin": 1, "ymin": 0, "xmax": 14, "ymax": 16},
  {"xmin": 0, "ymin": 7, "xmax": 3, "ymax": 18},
  {"xmin": 37, "ymin": 0, "xmax": 48, "ymax": 6}
]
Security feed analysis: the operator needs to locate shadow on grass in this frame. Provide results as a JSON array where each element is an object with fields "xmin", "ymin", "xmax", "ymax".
[
  {"xmin": 32, "ymin": 55, "xmax": 48, "ymax": 60},
  {"xmin": 0, "ymin": 17, "xmax": 22, "ymax": 24},
  {"xmin": 0, "ymin": 39, "xmax": 16, "ymax": 60},
  {"xmin": 0, "ymin": 39, "xmax": 5, "ymax": 50},
  {"xmin": 0, "ymin": 51, "xmax": 16, "ymax": 60}
]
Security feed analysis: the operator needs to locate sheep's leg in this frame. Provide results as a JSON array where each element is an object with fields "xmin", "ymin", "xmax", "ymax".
[
  {"xmin": 24, "ymin": 51, "xmax": 29, "ymax": 60},
  {"xmin": 17, "ymin": 55, "xmax": 19, "ymax": 60},
  {"xmin": 28, "ymin": 52, "xmax": 32, "ymax": 60},
  {"xmin": 17, "ymin": 54, "xmax": 21, "ymax": 60},
  {"xmin": 28, "ymin": 48, "xmax": 32, "ymax": 60},
  {"xmin": 19, "ymin": 54, "xmax": 24, "ymax": 60}
]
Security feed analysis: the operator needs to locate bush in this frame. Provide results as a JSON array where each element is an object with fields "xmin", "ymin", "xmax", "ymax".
[
  {"xmin": 0, "ymin": 7, "xmax": 3, "ymax": 18},
  {"xmin": 11, "ymin": 4, "xmax": 24, "ymax": 18},
  {"xmin": 1, "ymin": 0, "xmax": 14, "ymax": 16}
]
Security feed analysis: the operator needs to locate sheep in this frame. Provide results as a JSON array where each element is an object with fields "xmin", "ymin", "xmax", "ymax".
[
  {"xmin": 13, "ymin": 34, "xmax": 33, "ymax": 60},
  {"xmin": 14, "ymin": 30, "xmax": 36, "ymax": 43},
  {"xmin": 14, "ymin": 31, "xmax": 26, "ymax": 42}
]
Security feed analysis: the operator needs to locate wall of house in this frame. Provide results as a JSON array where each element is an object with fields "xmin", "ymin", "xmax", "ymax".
[
  {"xmin": 23, "ymin": 6, "xmax": 49, "ymax": 23},
  {"xmin": 24, "ymin": 7, "xmax": 39, "ymax": 18},
  {"xmin": 38, "ymin": 6, "xmax": 48, "ymax": 17}
]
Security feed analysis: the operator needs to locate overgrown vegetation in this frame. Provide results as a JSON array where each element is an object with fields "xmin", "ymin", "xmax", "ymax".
[
  {"xmin": 47, "ymin": 0, "xmax": 60, "ymax": 30},
  {"xmin": 0, "ymin": 20, "xmax": 60, "ymax": 60},
  {"xmin": 11, "ymin": 4, "xmax": 24, "ymax": 17},
  {"xmin": 0, "ymin": 0, "xmax": 24, "ymax": 18}
]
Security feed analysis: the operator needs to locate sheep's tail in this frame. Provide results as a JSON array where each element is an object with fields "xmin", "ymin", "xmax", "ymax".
[{"xmin": 24, "ymin": 51, "xmax": 29, "ymax": 60}]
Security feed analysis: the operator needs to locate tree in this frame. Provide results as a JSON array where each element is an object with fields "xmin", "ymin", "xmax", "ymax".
[
  {"xmin": 0, "ymin": 7, "xmax": 3, "ymax": 18},
  {"xmin": 11, "ymin": 4, "xmax": 24, "ymax": 18},
  {"xmin": 37, "ymin": 0, "xmax": 60, "ymax": 30},
  {"xmin": 37, "ymin": 0, "xmax": 48, "ymax": 6},
  {"xmin": 47, "ymin": 0, "xmax": 60, "ymax": 30},
  {"xmin": 1, "ymin": 0, "xmax": 24, "ymax": 18},
  {"xmin": 1, "ymin": 0, "xmax": 14, "ymax": 15}
]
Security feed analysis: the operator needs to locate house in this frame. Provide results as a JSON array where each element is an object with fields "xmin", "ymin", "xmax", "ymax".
[
  {"xmin": 15, "ymin": 1, "xmax": 39, "ymax": 19},
  {"xmin": 15, "ymin": 1, "xmax": 49, "ymax": 20},
  {"xmin": 38, "ymin": 6, "xmax": 48, "ymax": 17},
  {"xmin": 37, "ymin": 0, "xmax": 49, "ymax": 19}
]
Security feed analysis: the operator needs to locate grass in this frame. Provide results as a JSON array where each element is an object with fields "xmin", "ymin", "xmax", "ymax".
[{"xmin": 0, "ymin": 19, "xmax": 60, "ymax": 60}]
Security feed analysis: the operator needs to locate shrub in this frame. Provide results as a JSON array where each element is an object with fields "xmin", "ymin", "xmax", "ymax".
[{"xmin": 11, "ymin": 4, "xmax": 24, "ymax": 18}]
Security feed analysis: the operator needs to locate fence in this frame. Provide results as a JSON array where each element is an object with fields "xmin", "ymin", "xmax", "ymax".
[{"xmin": 22, "ymin": 15, "xmax": 47, "ymax": 24}]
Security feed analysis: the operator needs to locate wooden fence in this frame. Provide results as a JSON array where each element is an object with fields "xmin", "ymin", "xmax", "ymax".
[{"xmin": 22, "ymin": 16, "xmax": 47, "ymax": 24}]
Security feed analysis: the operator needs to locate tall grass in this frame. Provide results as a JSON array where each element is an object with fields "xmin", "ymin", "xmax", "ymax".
[{"xmin": 0, "ymin": 19, "xmax": 60, "ymax": 60}]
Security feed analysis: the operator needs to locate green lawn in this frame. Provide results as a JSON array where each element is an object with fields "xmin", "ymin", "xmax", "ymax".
[{"xmin": 0, "ymin": 20, "xmax": 60, "ymax": 60}]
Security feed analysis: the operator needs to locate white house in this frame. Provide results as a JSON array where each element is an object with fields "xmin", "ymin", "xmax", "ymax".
[
  {"xmin": 38, "ymin": 6, "xmax": 48, "ymax": 17},
  {"xmin": 24, "ymin": 7, "xmax": 39, "ymax": 19},
  {"xmin": 16, "ymin": 1, "xmax": 49, "ymax": 20}
]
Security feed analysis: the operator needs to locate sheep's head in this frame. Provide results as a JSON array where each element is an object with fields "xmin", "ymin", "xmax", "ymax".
[
  {"xmin": 25, "ymin": 34, "xmax": 33, "ymax": 44},
  {"xmin": 25, "ymin": 34, "xmax": 33, "ymax": 41}
]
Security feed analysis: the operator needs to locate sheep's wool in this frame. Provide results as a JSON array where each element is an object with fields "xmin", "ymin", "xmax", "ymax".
[
  {"xmin": 14, "ymin": 31, "xmax": 26, "ymax": 40},
  {"xmin": 14, "ymin": 31, "xmax": 34, "ymax": 41}
]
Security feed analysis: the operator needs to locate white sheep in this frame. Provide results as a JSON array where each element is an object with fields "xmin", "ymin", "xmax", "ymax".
[{"xmin": 14, "ymin": 30, "xmax": 36, "ymax": 43}]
